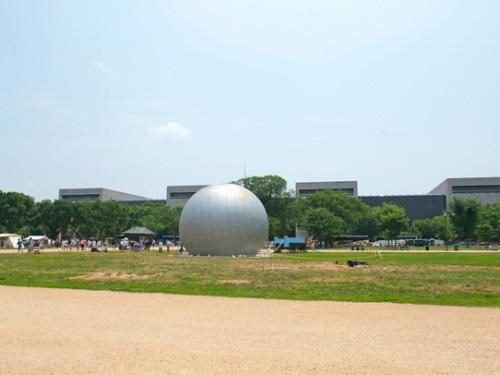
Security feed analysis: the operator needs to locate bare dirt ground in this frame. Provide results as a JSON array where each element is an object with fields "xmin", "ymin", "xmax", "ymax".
[{"xmin": 0, "ymin": 286, "xmax": 498, "ymax": 375}]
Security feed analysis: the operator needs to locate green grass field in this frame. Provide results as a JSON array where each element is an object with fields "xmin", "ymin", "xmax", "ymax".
[{"xmin": 0, "ymin": 251, "xmax": 499, "ymax": 307}]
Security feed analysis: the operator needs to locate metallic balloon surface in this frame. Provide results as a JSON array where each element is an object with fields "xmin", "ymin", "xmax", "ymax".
[{"xmin": 179, "ymin": 184, "xmax": 269, "ymax": 256}]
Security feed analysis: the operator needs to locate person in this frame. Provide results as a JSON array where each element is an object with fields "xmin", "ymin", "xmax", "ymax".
[
  {"xmin": 17, "ymin": 238, "xmax": 23, "ymax": 253},
  {"xmin": 80, "ymin": 239, "xmax": 85, "ymax": 251},
  {"xmin": 34, "ymin": 240, "xmax": 41, "ymax": 254},
  {"xmin": 27, "ymin": 237, "xmax": 34, "ymax": 253},
  {"xmin": 100, "ymin": 242, "xmax": 108, "ymax": 252},
  {"xmin": 158, "ymin": 241, "xmax": 164, "ymax": 252}
]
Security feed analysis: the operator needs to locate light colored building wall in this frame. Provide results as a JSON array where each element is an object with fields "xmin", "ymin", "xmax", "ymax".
[
  {"xmin": 59, "ymin": 188, "xmax": 150, "ymax": 202},
  {"xmin": 166, "ymin": 185, "xmax": 208, "ymax": 207},
  {"xmin": 295, "ymin": 181, "xmax": 358, "ymax": 197},
  {"xmin": 429, "ymin": 177, "xmax": 500, "ymax": 207}
]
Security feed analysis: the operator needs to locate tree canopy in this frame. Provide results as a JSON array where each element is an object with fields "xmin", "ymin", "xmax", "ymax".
[
  {"xmin": 234, "ymin": 175, "xmax": 296, "ymax": 239},
  {"xmin": 1, "ymin": 180, "xmax": 499, "ymax": 243},
  {"xmin": 448, "ymin": 198, "xmax": 481, "ymax": 244},
  {"xmin": 0, "ymin": 191, "xmax": 35, "ymax": 233},
  {"xmin": 297, "ymin": 190, "xmax": 370, "ymax": 241},
  {"xmin": 475, "ymin": 204, "xmax": 500, "ymax": 242},
  {"xmin": 413, "ymin": 215, "xmax": 451, "ymax": 240},
  {"xmin": 372, "ymin": 203, "xmax": 409, "ymax": 240}
]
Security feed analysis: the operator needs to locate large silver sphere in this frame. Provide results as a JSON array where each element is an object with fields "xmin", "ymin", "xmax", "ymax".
[{"xmin": 179, "ymin": 184, "xmax": 268, "ymax": 256}]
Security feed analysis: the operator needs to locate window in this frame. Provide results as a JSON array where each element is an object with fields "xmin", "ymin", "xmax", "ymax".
[
  {"xmin": 298, "ymin": 188, "xmax": 354, "ymax": 196},
  {"xmin": 170, "ymin": 192, "xmax": 196, "ymax": 199},
  {"xmin": 61, "ymin": 194, "xmax": 100, "ymax": 201},
  {"xmin": 452, "ymin": 185, "xmax": 500, "ymax": 194}
]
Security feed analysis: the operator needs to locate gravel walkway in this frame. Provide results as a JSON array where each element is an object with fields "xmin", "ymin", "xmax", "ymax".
[{"xmin": 0, "ymin": 286, "xmax": 498, "ymax": 374}]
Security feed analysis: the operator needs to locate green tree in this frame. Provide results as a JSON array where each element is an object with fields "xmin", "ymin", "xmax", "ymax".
[
  {"xmin": 413, "ymin": 215, "xmax": 451, "ymax": 239},
  {"xmin": 297, "ymin": 190, "xmax": 370, "ymax": 241},
  {"xmin": 88, "ymin": 201, "xmax": 131, "ymax": 239},
  {"xmin": 49, "ymin": 200, "xmax": 80, "ymax": 239},
  {"xmin": 302, "ymin": 207, "xmax": 346, "ymax": 242},
  {"xmin": 372, "ymin": 203, "xmax": 409, "ymax": 243},
  {"xmin": 475, "ymin": 204, "xmax": 500, "ymax": 242},
  {"xmin": 29, "ymin": 200, "xmax": 54, "ymax": 236},
  {"xmin": 233, "ymin": 175, "xmax": 288, "ymax": 212},
  {"xmin": 234, "ymin": 175, "xmax": 296, "ymax": 238},
  {"xmin": 355, "ymin": 209, "xmax": 379, "ymax": 240},
  {"xmin": 299, "ymin": 190, "xmax": 369, "ymax": 233},
  {"xmin": 0, "ymin": 191, "xmax": 35, "ymax": 233},
  {"xmin": 137, "ymin": 203, "xmax": 180, "ymax": 235},
  {"xmin": 448, "ymin": 198, "xmax": 481, "ymax": 246}
]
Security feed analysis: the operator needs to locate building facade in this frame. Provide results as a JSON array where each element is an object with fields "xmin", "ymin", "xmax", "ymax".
[
  {"xmin": 429, "ymin": 177, "xmax": 500, "ymax": 207},
  {"xmin": 166, "ymin": 185, "xmax": 208, "ymax": 207},
  {"xmin": 59, "ymin": 177, "xmax": 500, "ymax": 216},
  {"xmin": 59, "ymin": 188, "xmax": 151, "ymax": 203},
  {"xmin": 295, "ymin": 181, "xmax": 358, "ymax": 198},
  {"xmin": 360, "ymin": 195, "xmax": 446, "ymax": 220}
]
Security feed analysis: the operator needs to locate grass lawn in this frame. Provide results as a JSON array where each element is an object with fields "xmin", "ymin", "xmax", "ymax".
[{"xmin": 0, "ymin": 251, "xmax": 499, "ymax": 307}]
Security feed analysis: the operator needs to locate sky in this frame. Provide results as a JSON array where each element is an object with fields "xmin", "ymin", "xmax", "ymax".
[{"xmin": 1, "ymin": 1, "xmax": 499, "ymax": 201}]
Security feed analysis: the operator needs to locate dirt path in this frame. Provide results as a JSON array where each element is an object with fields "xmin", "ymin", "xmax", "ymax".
[{"xmin": 0, "ymin": 286, "xmax": 498, "ymax": 374}]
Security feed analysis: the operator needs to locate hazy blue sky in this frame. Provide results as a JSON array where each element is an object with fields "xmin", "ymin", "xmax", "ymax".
[{"xmin": 1, "ymin": 1, "xmax": 499, "ymax": 200}]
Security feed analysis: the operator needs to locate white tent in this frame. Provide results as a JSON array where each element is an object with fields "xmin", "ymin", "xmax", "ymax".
[
  {"xmin": 0, "ymin": 233, "xmax": 22, "ymax": 249},
  {"xmin": 24, "ymin": 235, "xmax": 49, "ymax": 242}
]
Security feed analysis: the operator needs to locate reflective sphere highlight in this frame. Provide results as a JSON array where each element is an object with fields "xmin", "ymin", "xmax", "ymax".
[{"xmin": 179, "ymin": 184, "xmax": 268, "ymax": 256}]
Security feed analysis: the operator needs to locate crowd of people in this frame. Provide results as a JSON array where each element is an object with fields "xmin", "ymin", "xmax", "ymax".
[
  {"xmin": 12, "ymin": 236, "xmax": 179, "ymax": 254},
  {"xmin": 16, "ymin": 237, "xmax": 42, "ymax": 253},
  {"xmin": 118, "ymin": 238, "xmax": 174, "ymax": 252}
]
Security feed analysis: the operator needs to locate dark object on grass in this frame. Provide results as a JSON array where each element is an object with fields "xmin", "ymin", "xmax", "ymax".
[{"xmin": 347, "ymin": 260, "xmax": 368, "ymax": 267}]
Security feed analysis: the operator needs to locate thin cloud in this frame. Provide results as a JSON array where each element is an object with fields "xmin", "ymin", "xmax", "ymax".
[
  {"xmin": 146, "ymin": 123, "xmax": 192, "ymax": 140},
  {"xmin": 92, "ymin": 61, "xmax": 116, "ymax": 74}
]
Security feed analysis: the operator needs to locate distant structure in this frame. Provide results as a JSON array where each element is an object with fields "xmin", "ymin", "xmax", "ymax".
[
  {"xmin": 121, "ymin": 226, "xmax": 156, "ymax": 242},
  {"xmin": 166, "ymin": 185, "xmax": 208, "ymax": 207},
  {"xmin": 59, "ymin": 176, "xmax": 500, "ymax": 219},
  {"xmin": 179, "ymin": 184, "xmax": 268, "ymax": 256},
  {"xmin": 295, "ymin": 181, "xmax": 358, "ymax": 198},
  {"xmin": 360, "ymin": 195, "xmax": 446, "ymax": 220},
  {"xmin": 429, "ymin": 177, "xmax": 500, "ymax": 207},
  {"xmin": 59, "ymin": 188, "xmax": 151, "ymax": 203}
]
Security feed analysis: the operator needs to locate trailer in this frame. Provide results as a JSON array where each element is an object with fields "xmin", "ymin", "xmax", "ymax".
[{"xmin": 274, "ymin": 236, "xmax": 306, "ymax": 252}]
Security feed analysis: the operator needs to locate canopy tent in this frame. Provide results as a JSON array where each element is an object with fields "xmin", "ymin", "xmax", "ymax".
[
  {"xmin": 121, "ymin": 227, "xmax": 156, "ymax": 242},
  {"xmin": 0, "ymin": 233, "xmax": 22, "ymax": 249},
  {"xmin": 24, "ymin": 235, "xmax": 50, "ymax": 247}
]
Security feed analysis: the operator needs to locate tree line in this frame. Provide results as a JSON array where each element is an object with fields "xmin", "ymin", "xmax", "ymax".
[
  {"xmin": 234, "ymin": 176, "xmax": 500, "ymax": 244},
  {"xmin": 0, "ymin": 192, "xmax": 181, "ymax": 240},
  {"xmin": 1, "ymin": 176, "xmax": 499, "ymax": 243}
]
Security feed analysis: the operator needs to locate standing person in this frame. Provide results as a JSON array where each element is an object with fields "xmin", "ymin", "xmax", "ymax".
[
  {"xmin": 27, "ymin": 237, "xmax": 33, "ymax": 253},
  {"xmin": 17, "ymin": 238, "xmax": 23, "ymax": 253},
  {"xmin": 80, "ymin": 239, "xmax": 85, "ymax": 251},
  {"xmin": 158, "ymin": 241, "xmax": 163, "ymax": 253}
]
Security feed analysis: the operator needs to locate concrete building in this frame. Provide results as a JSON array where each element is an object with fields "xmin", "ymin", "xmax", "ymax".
[
  {"xmin": 360, "ymin": 195, "xmax": 446, "ymax": 220},
  {"xmin": 59, "ymin": 188, "xmax": 151, "ymax": 203},
  {"xmin": 295, "ymin": 181, "xmax": 358, "ymax": 198},
  {"xmin": 429, "ymin": 177, "xmax": 500, "ymax": 207},
  {"xmin": 166, "ymin": 185, "xmax": 208, "ymax": 207}
]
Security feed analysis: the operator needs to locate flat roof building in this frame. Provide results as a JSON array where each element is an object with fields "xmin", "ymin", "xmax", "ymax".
[
  {"xmin": 296, "ymin": 181, "xmax": 358, "ymax": 198},
  {"xmin": 429, "ymin": 177, "xmax": 500, "ymax": 207},
  {"xmin": 360, "ymin": 195, "xmax": 446, "ymax": 219},
  {"xmin": 166, "ymin": 185, "xmax": 208, "ymax": 207},
  {"xmin": 59, "ymin": 188, "xmax": 151, "ymax": 203}
]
